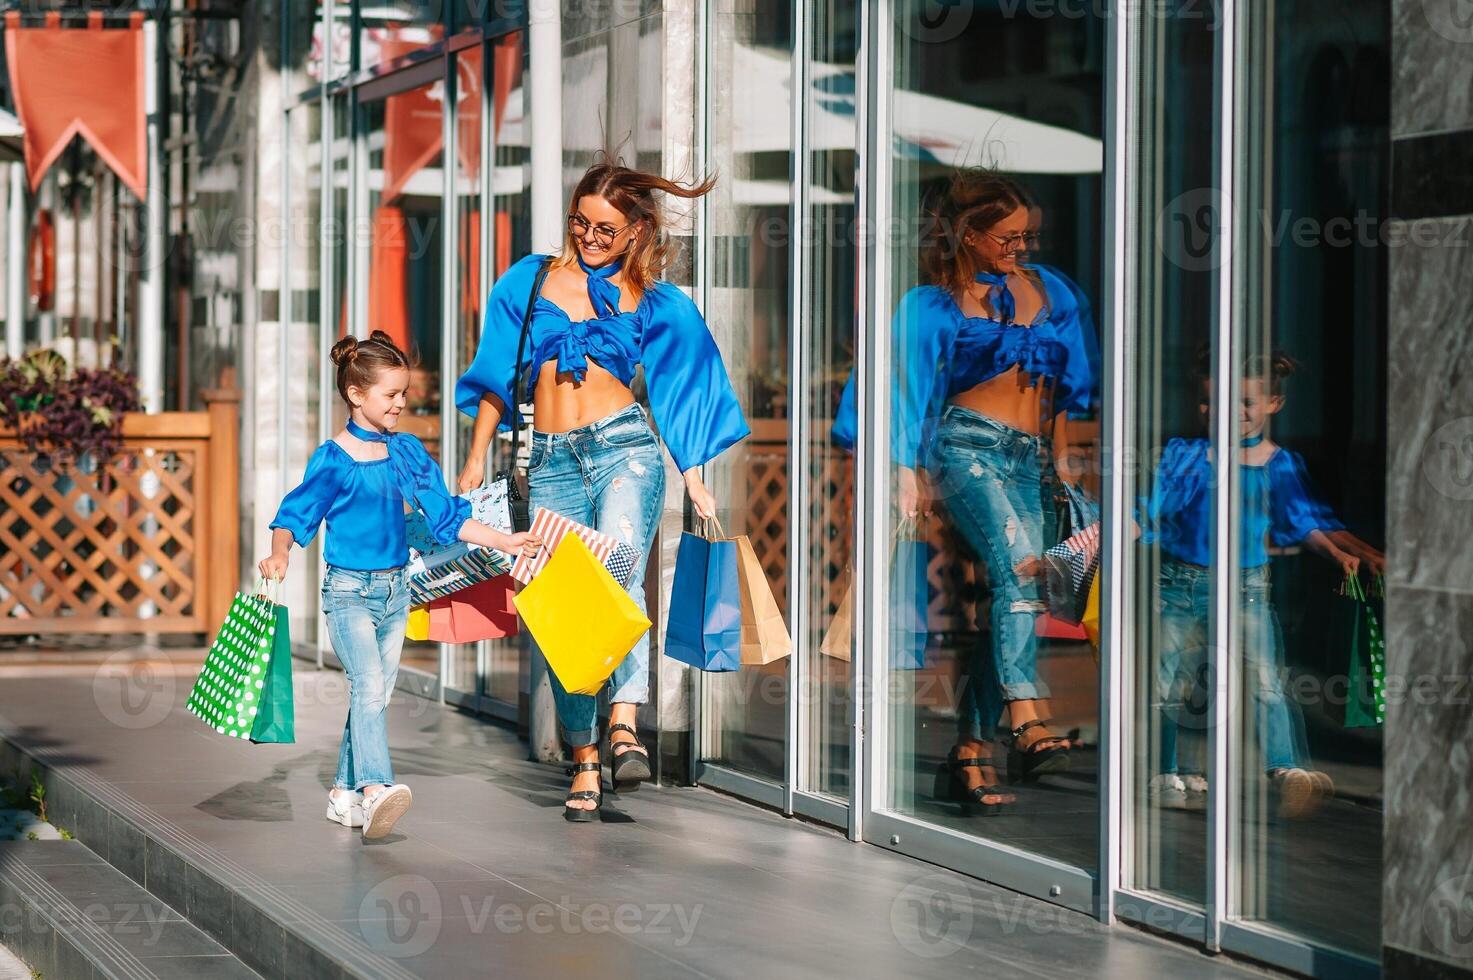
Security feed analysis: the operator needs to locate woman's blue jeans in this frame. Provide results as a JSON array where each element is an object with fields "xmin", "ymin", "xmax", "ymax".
[
  {"xmin": 322, "ymin": 566, "xmax": 411, "ymax": 790},
  {"xmin": 927, "ymin": 405, "xmax": 1058, "ymax": 741},
  {"xmin": 1155, "ymin": 558, "xmax": 1307, "ymax": 775},
  {"xmin": 527, "ymin": 403, "xmax": 665, "ymax": 748}
]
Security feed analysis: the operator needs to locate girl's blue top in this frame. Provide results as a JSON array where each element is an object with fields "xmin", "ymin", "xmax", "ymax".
[
  {"xmin": 1138, "ymin": 437, "xmax": 1345, "ymax": 569},
  {"xmin": 454, "ymin": 253, "xmax": 750, "ymax": 474},
  {"xmin": 831, "ymin": 264, "xmax": 1099, "ymax": 466},
  {"xmin": 268, "ymin": 422, "xmax": 472, "ymax": 571}
]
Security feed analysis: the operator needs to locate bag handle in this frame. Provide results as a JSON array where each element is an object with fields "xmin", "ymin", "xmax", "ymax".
[
  {"xmin": 1342, "ymin": 571, "xmax": 1366, "ymax": 603},
  {"xmin": 505, "ymin": 258, "xmax": 554, "ymax": 475},
  {"xmin": 698, "ymin": 515, "xmax": 727, "ymax": 541},
  {"xmin": 254, "ymin": 575, "xmax": 284, "ymax": 607}
]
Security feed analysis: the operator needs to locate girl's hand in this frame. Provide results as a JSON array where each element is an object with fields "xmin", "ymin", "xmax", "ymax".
[
  {"xmin": 684, "ymin": 469, "xmax": 717, "ymax": 521},
  {"xmin": 1335, "ymin": 551, "xmax": 1361, "ymax": 580},
  {"xmin": 502, "ymin": 531, "xmax": 543, "ymax": 558},
  {"xmin": 457, "ymin": 455, "xmax": 486, "ymax": 495},
  {"xmin": 258, "ymin": 552, "xmax": 289, "ymax": 582}
]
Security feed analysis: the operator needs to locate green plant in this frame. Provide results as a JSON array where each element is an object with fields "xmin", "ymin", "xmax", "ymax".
[
  {"xmin": 58, "ymin": 828, "xmax": 73, "ymax": 840},
  {"xmin": 28, "ymin": 769, "xmax": 46, "ymax": 823},
  {"xmin": 0, "ymin": 347, "xmax": 141, "ymax": 462},
  {"xmin": 26, "ymin": 831, "xmax": 37, "ymax": 841}
]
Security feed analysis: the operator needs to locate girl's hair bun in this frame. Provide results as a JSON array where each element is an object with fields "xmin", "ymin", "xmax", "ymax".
[{"xmin": 329, "ymin": 336, "xmax": 359, "ymax": 367}]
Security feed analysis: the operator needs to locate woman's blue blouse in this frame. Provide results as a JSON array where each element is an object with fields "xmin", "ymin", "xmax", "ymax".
[
  {"xmin": 454, "ymin": 253, "xmax": 750, "ymax": 474},
  {"xmin": 1138, "ymin": 437, "xmax": 1345, "ymax": 569},
  {"xmin": 269, "ymin": 433, "xmax": 472, "ymax": 571},
  {"xmin": 833, "ymin": 264, "xmax": 1099, "ymax": 465}
]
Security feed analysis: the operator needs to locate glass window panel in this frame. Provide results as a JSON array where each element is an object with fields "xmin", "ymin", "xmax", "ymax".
[
  {"xmin": 286, "ymin": 100, "xmax": 325, "ymax": 648},
  {"xmin": 286, "ymin": 1, "xmax": 331, "ymax": 89},
  {"xmin": 1229, "ymin": 1, "xmax": 1387, "ymax": 957},
  {"xmin": 883, "ymin": 0, "xmax": 1104, "ymax": 871},
  {"xmin": 802, "ymin": 0, "xmax": 859, "ymax": 800},
  {"xmin": 700, "ymin": 0, "xmax": 793, "ymax": 784},
  {"xmin": 1127, "ymin": 1, "xmax": 1218, "ymax": 907},
  {"xmin": 362, "ymin": 78, "xmax": 446, "ymax": 677},
  {"xmin": 361, "ymin": 2, "xmax": 447, "ymax": 71}
]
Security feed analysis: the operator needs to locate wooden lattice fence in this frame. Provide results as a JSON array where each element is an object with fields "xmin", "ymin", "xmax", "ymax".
[{"xmin": 0, "ymin": 391, "xmax": 240, "ymax": 634}]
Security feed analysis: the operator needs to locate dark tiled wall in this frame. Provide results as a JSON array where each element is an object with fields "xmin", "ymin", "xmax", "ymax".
[{"xmin": 1384, "ymin": 4, "xmax": 1473, "ymax": 979}]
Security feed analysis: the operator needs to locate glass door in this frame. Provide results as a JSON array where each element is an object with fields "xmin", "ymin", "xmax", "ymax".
[{"xmin": 862, "ymin": 0, "xmax": 1108, "ymax": 912}]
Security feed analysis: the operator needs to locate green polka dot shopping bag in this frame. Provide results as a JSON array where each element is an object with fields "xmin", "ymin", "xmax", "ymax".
[
  {"xmin": 1341, "ymin": 573, "xmax": 1385, "ymax": 729},
  {"xmin": 186, "ymin": 578, "xmax": 295, "ymax": 743}
]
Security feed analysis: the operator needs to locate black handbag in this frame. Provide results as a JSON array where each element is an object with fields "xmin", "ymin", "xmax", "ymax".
[{"xmin": 489, "ymin": 258, "xmax": 553, "ymax": 533}]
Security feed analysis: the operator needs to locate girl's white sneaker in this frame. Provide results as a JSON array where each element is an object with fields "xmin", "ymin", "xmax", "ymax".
[
  {"xmin": 326, "ymin": 789, "xmax": 364, "ymax": 828},
  {"xmin": 362, "ymin": 784, "xmax": 412, "ymax": 839}
]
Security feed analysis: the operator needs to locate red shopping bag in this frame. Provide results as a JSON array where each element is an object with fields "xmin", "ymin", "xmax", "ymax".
[{"xmin": 425, "ymin": 575, "xmax": 519, "ymax": 643}]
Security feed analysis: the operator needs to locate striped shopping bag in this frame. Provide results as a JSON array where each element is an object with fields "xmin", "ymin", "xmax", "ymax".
[{"xmin": 509, "ymin": 506, "xmax": 640, "ymax": 587}]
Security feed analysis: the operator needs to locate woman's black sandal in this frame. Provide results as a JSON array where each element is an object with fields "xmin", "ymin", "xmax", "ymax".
[
  {"xmin": 943, "ymin": 745, "xmax": 1011, "ymax": 816},
  {"xmin": 1005, "ymin": 719, "xmax": 1072, "ymax": 783},
  {"xmin": 563, "ymin": 762, "xmax": 603, "ymax": 822},
  {"xmin": 607, "ymin": 723, "xmax": 651, "ymax": 790}
]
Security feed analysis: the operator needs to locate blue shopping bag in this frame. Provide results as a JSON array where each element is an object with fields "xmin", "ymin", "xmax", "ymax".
[
  {"xmin": 665, "ymin": 522, "xmax": 743, "ymax": 672},
  {"xmin": 889, "ymin": 521, "xmax": 932, "ymax": 670}
]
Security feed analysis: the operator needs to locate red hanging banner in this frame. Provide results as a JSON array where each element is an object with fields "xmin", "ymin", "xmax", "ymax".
[{"xmin": 4, "ymin": 11, "xmax": 148, "ymax": 199}]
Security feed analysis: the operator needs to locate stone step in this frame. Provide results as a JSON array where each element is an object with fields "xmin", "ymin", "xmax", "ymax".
[{"xmin": 0, "ymin": 839, "xmax": 259, "ymax": 980}]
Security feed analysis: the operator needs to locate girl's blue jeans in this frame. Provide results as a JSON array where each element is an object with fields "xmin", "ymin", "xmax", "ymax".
[
  {"xmin": 927, "ymin": 405, "xmax": 1058, "ymax": 741},
  {"xmin": 322, "ymin": 566, "xmax": 411, "ymax": 790},
  {"xmin": 527, "ymin": 403, "xmax": 665, "ymax": 748},
  {"xmin": 1155, "ymin": 558, "xmax": 1308, "ymax": 775}
]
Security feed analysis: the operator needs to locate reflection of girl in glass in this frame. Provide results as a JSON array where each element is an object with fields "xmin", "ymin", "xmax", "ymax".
[
  {"xmin": 902, "ymin": 171, "xmax": 1099, "ymax": 813},
  {"xmin": 1138, "ymin": 351, "xmax": 1384, "ymax": 817},
  {"xmin": 455, "ymin": 163, "xmax": 749, "ymax": 823}
]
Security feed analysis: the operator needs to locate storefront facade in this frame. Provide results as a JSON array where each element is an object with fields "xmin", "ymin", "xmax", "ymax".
[{"xmin": 258, "ymin": 3, "xmax": 1421, "ymax": 977}]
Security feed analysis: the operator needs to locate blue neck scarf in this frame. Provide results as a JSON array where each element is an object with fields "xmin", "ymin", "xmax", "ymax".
[
  {"xmin": 577, "ymin": 254, "xmax": 625, "ymax": 319},
  {"xmin": 346, "ymin": 418, "xmax": 427, "ymax": 503},
  {"xmin": 975, "ymin": 272, "xmax": 1014, "ymax": 324},
  {"xmin": 1241, "ymin": 432, "xmax": 1265, "ymax": 448}
]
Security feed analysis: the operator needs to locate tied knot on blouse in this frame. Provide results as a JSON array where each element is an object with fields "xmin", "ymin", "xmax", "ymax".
[
  {"xmin": 537, "ymin": 255, "xmax": 641, "ymax": 386},
  {"xmin": 344, "ymin": 418, "xmax": 437, "ymax": 504}
]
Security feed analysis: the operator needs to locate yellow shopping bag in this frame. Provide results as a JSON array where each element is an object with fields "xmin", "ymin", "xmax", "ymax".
[
  {"xmin": 406, "ymin": 605, "xmax": 430, "ymax": 641},
  {"xmin": 1082, "ymin": 573, "xmax": 1101, "ymax": 652},
  {"xmin": 513, "ymin": 534, "xmax": 652, "ymax": 695}
]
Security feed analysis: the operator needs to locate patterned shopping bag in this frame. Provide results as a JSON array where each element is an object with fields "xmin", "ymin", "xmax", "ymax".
[
  {"xmin": 186, "ymin": 581, "xmax": 294, "ymax": 743},
  {"xmin": 509, "ymin": 506, "xmax": 640, "ymax": 587}
]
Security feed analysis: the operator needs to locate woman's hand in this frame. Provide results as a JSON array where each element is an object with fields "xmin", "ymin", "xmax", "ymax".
[
  {"xmin": 898, "ymin": 466, "xmax": 933, "ymax": 519},
  {"xmin": 258, "ymin": 552, "xmax": 289, "ymax": 582},
  {"xmin": 457, "ymin": 454, "xmax": 486, "ymax": 495},
  {"xmin": 684, "ymin": 469, "xmax": 717, "ymax": 521}
]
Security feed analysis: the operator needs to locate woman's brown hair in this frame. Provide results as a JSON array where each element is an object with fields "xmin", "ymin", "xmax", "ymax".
[
  {"xmin": 329, "ymin": 330, "xmax": 412, "ymax": 404},
  {"xmin": 553, "ymin": 161, "xmax": 717, "ymax": 294},
  {"xmin": 920, "ymin": 169, "xmax": 1037, "ymax": 295}
]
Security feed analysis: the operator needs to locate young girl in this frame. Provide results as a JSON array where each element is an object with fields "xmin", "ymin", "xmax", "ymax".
[
  {"xmin": 258, "ymin": 331, "xmax": 540, "ymax": 839},
  {"xmin": 1139, "ymin": 351, "xmax": 1383, "ymax": 817}
]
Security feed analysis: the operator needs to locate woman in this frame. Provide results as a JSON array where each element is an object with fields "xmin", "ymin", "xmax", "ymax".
[
  {"xmin": 455, "ymin": 162, "xmax": 749, "ymax": 822},
  {"xmin": 903, "ymin": 171, "xmax": 1099, "ymax": 813}
]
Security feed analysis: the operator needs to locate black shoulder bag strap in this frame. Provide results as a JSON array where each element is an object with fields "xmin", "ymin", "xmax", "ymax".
[{"xmin": 492, "ymin": 257, "xmax": 553, "ymax": 532}]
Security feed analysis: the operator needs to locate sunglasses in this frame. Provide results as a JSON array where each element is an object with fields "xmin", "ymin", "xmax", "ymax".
[{"xmin": 567, "ymin": 212, "xmax": 632, "ymax": 248}]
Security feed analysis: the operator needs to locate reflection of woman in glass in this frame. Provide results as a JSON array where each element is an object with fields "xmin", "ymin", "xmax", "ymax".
[
  {"xmin": 455, "ymin": 163, "xmax": 749, "ymax": 822},
  {"xmin": 1139, "ymin": 351, "xmax": 1384, "ymax": 816},
  {"xmin": 904, "ymin": 171, "xmax": 1099, "ymax": 812}
]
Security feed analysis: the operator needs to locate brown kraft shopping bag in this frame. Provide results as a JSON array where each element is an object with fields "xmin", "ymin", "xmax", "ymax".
[{"xmin": 734, "ymin": 535, "xmax": 792, "ymax": 665}]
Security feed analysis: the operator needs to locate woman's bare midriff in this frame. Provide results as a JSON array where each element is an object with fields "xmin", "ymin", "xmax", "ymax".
[
  {"xmin": 949, "ymin": 366, "xmax": 1052, "ymax": 436},
  {"xmin": 531, "ymin": 360, "xmax": 637, "ymax": 433}
]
